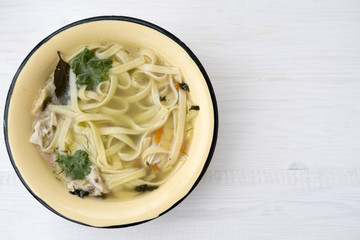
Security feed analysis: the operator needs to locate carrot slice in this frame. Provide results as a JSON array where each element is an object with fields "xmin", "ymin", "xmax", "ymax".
[
  {"xmin": 154, "ymin": 128, "xmax": 162, "ymax": 143},
  {"xmin": 180, "ymin": 144, "xmax": 185, "ymax": 152},
  {"xmin": 152, "ymin": 164, "xmax": 158, "ymax": 172},
  {"xmin": 174, "ymin": 82, "xmax": 180, "ymax": 89}
]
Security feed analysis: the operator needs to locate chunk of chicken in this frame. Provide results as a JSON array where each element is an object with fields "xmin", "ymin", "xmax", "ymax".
[
  {"xmin": 65, "ymin": 165, "xmax": 107, "ymax": 197},
  {"xmin": 29, "ymin": 111, "xmax": 57, "ymax": 148},
  {"xmin": 30, "ymin": 76, "xmax": 58, "ymax": 149},
  {"xmin": 32, "ymin": 77, "xmax": 57, "ymax": 115}
]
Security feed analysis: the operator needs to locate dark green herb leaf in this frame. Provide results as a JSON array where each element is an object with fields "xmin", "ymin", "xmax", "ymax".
[
  {"xmin": 56, "ymin": 150, "xmax": 92, "ymax": 180},
  {"xmin": 179, "ymin": 83, "xmax": 190, "ymax": 92},
  {"xmin": 54, "ymin": 51, "xmax": 70, "ymax": 104},
  {"xmin": 186, "ymin": 127, "xmax": 193, "ymax": 132},
  {"xmin": 41, "ymin": 97, "xmax": 52, "ymax": 111},
  {"xmin": 69, "ymin": 189, "xmax": 89, "ymax": 198},
  {"xmin": 134, "ymin": 184, "xmax": 158, "ymax": 192},
  {"xmin": 71, "ymin": 48, "xmax": 112, "ymax": 87},
  {"xmin": 189, "ymin": 105, "xmax": 200, "ymax": 111},
  {"xmin": 95, "ymin": 193, "xmax": 108, "ymax": 199},
  {"xmin": 160, "ymin": 96, "xmax": 167, "ymax": 102}
]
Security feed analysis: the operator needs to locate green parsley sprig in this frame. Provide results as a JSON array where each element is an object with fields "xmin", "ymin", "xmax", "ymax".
[
  {"xmin": 71, "ymin": 48, "xmax": 112, "ymax": 87},
  {"xmin": 56, "ymin": 150, "xmax": 92, "ymax": 180}
]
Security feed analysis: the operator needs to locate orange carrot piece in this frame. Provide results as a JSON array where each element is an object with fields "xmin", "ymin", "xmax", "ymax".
[
  {"xmin": 180, "ymin": 144, "xmax": 185, "ymax": 152},
  {"xmin": 174, "ymin": 82, "xmax": 180, "ymax": 89},
  {"xmin": 154, "ymin": 128, "xmax": 162, "ymax": 143},
  {"xmin": 152, "ymin": 164, "xmax": 158, "ymax": 172}
]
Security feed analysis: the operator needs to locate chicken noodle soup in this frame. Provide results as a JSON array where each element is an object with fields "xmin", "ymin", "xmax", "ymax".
[{"xmin": 30, "ymin": 43, "xmax": 199, "ymax": 199}]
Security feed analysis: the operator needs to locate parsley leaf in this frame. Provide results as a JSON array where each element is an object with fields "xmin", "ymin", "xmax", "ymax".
[
  {"xmin": 134, "ymin": 184, "xmax": 158, "ymax": 192},
  {"xmin": 69, "ymin": 189, "xmax": 90, "ymax": 198},
  {"xmin": 160, "ymin": 96, "xmax": 167, "ymax": 102},
  {"xmin": 56, "ymin": 150, "xmax": 92, "ymax": 180},
  {"xmin": 179, "ymin": 83, "xmax": 190, "ymax": 92},
  {"xmin": 189, "ymin": 105, "xmax": 200, "ymax": 111},
  {"xmin": 71, "ymin": 48, "xmax": 112, "ymax": 87}
]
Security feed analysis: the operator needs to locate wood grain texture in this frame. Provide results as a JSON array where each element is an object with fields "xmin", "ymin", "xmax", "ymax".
[{"xmin": 1, "ymin": 0, "xmax": 360, "ymax": 239}]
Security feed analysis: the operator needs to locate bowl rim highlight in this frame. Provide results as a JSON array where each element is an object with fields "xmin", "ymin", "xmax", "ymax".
[{"xmin": 3, "ymin": 15, "xmax": 218, "ymax": 228}]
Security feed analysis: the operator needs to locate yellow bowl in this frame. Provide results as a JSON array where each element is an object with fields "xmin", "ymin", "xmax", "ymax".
[{"xmin": 4, "ymin": 16, "xmax": 218, "ymax": 227}]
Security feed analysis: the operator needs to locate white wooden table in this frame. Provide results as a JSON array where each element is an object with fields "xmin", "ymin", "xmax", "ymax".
[{"xmin": 1, "ymin": 0, "xmax": 360, "ymax": 239}]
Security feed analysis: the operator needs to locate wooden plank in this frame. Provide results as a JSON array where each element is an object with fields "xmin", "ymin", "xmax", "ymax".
[{"xmin": 1, "ymin": 170, "xmax": 360, "ymax": 239}]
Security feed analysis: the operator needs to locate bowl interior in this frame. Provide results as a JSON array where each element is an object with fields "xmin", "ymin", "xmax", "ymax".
[{"xmin": 6, "ymin": 17, "xmax": 215, "ymax": 227}]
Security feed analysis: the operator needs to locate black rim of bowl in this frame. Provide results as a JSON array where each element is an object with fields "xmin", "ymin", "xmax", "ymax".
[{"xmin": 3, "ymin": 15, "xmax": 219, "ymax": 228}]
